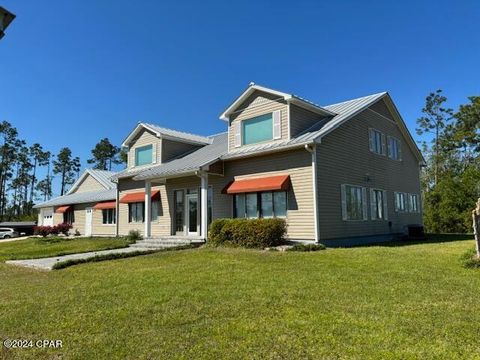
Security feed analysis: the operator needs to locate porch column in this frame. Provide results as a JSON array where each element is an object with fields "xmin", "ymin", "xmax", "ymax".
[
  {"xmin": 115, "ymin": 186, "xmax": 120, "ymax": 237},
  {"xmin": 200, "ymin": 172, "xmax": 208, "ymax": 240},
  {"xmin": 144, "ymin": 180, "xmax": 152, "ymax": 238}
]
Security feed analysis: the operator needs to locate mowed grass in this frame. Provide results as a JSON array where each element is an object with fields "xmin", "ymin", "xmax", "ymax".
[
  {"xmin": 1, "ymin": 235, "xmax": 479, "ymax": 359},
  {"xmin": 0, "ymin": 237, "xmax": 131, "ymax": 261}
]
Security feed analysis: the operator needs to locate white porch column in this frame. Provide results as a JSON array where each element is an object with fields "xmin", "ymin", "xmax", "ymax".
[
  {"xmin": 144, "ymin": 180, "xmax": 152, "ymax": 238},
  {"xmin": 115, "ymin": 186, "xmax": 120, "ymax": 237},
  {"xmin": 200, "ymin": 172, "xmax": 208, "ymax": 240}
]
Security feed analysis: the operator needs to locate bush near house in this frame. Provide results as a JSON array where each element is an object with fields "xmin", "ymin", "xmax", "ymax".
[
  {"xmin": 33, "ymin": 223, "xmax": 73, "ymax": 237},
  {"xmin": 209, "ymin": 218, "xmax": 286, "ymax": 248}
]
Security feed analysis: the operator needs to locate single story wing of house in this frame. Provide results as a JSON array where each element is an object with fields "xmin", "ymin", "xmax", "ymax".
[{"xmin": 35, "ymin": 83, "xmax": 425, "ymax": 246}]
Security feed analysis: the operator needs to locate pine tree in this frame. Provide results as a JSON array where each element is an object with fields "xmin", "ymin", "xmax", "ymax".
[{"xmin": 53, "ymin": 148, "xmax": 81, "ymax": 195}]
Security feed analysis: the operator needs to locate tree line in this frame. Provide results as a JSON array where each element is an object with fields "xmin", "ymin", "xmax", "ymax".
[
  {"xmin": 417, "ymin": 91, "xmax": 480, "ymax": 233},
  {"xmin": 0, "ymin": 121, "xmax": 125, "ymax": 221}
]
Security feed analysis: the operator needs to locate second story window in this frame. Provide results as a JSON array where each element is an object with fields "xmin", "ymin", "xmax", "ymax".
[
  {"xmin": 242, "ymin": 113, "xmax": 273, "ymax": 145},
  {"xmin": 388, "ymin": 136, "xmax": 402, "ymax": 160},
  {"xmin": 135, "ymin": 145, "xmax": 153, "ymax": 166},
  {"xmin": 369, "ymin": 128, "xmax": 385, "ymax": 155}
]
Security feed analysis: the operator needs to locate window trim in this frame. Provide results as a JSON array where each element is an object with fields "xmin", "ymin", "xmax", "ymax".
[
  {"xmin": 241, "ymin": 112, "xmax": 274, "ymax": 146},
  {"xmin": 370, "ymin": 188, "xmax": 388, "ymax": 221},
  {"xmin": 341, "ymin": 184, "xmax": 368, "ymax": 222},
  {"xmin": 369, "ymin": 128, "xmax": 386, "ymax": 156},
  {"xmin": 394, "ymin": 192, "xmax": 408, "ymax": 212},
  {"xmin": 387, "ymin": 136, "xmax": 402, "ymax": 161},
  {"xmin": 102, "ymin": 208, "xmax": 116, "ymax": 225},
  {"xmin": 134, "ymin": 144, "xmax": 154, "ymax": 167},
  {"xmin": 408, "ymin": 193, "xmax": 420, "ymax": 213},
  {"xmin": 128, "ymin": 202, "xmax": 145, "ymax": 223},
  {"xmin": 233, "ymin": 190, "xmax": 288, "ymax": 219}
]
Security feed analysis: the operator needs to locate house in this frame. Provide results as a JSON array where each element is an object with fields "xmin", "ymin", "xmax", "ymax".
[
  {"xmin": 34, "ymin": 83, "xmax": 424, "ymax": 246},
  {"xmin": 34, "ymin": 169, "xmax": 117, "ymax": 236}
]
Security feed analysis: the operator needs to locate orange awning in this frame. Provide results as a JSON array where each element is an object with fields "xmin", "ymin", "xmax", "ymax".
[
  {"xmin": 55, "ymin": 205, "xmax": 72, "ymax": 213},
  {"xmin": 224, "ymin": 175, "xmax": 290, "ymax": 194},
  {"xmin": 119, "ymin": 190, "xmax": 160, "ymax": 203},
  {"xmin": 93, "ymin": 201, "xmax": 116, "ymax": 210}
]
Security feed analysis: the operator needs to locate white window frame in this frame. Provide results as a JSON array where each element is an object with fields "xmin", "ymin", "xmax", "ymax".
[
  {"xmin": 341, "ymin": 184, "xmax": 368, "ymax": 221},
  {"xmin": 408, "ymin": 193, "xmax": 420, "ymax": 213},
  {"xmin": 369, "ymin": 128, "xmax": 386, "ymax": 156},
  {"xmin": 370, "ymin": 188, "xmax": 388, "ymax": 221},
  {"xmin": 387, "ymin": 136, "xmax": 402, "ymax": 161},
  {"xmin": 394, "ymin": 192, "xmax": 407, "ymax": 212},
  {"xmin": 102, "ymin": 208, "xmax": 116, "ymax": 225}
]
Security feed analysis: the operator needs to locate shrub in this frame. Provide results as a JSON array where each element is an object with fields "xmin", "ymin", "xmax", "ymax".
[
  {"xmin": 286, "ymin": 243, "xmax": 326, "ymax": 252},
  {"xmin": 461, "ymin": 248, "xmax": 480, "ymax": 268},
  {"xmin": 209, "ymin": 218, "xmax": 286, "ymax": 248},
  {"xmin": 55, "ymin": 223, "xmax": 73, "ymax": 236},
  {"xmin": 127, "ymin": 229, "xmax": 142, "ymax": 241},
  {"xmin": 34, "ymin": 226, "xmax": 52, "ymax": 238},
  {"xmin": 50, "ymin": 225, "xmax": 60, "ymax": 236}
]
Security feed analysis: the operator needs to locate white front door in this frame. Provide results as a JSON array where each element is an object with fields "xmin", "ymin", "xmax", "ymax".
[
  {"xmin": 85, "ymin": 207, "xmax": 93, "ymax": 236},
  {"xmin": 185, "ymin": 194, "xmax": 199, "ymax": 236},
  {"xmin": 43, "ymin": 208, "xmax": 54, "ymax": 226}
]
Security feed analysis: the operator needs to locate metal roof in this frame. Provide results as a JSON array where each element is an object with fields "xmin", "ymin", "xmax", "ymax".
[
  {"xmin": 66, "ymin": 169, "xmax": 116, "ymax": 195},
  {"xmin": 33, "ymin": 189, "xmax": 116, "ymax": 208},
  {"xmin": 132, "ymin": 133, "xmax": 228, "ymax": 180}
]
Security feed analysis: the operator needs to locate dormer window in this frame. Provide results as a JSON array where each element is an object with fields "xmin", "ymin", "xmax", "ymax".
[
  {"xmin": 135, "ymin": 145, "xmax": 153, "ymax": 166},
  {"xmin": 242, "ymin": 113, "xmax": 273, "ymax": 145}
]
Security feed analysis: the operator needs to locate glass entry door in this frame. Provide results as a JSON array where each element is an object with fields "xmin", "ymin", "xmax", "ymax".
[{"xmin": 186, "ymin": 193, "xmax": 198, "ymax": 235}]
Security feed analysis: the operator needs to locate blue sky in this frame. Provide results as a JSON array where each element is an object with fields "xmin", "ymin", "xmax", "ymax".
[{"xmin": 1, "ymin": 0, "xmax": 479, "ymax": 197}]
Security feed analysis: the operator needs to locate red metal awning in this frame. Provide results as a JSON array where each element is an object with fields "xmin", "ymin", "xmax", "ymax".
[
  {"xmin": 93, "ymin": 201, "xmax": 116, "ymax": 210},
  {"xmin": 119, "ymin": 190, "xmax": 160, "ymax": 204},
  {"xmin": 223, "ymin": 175, "xmax": 290, "ymax": 194},
  {"xmin": 55, "ymin": 205, "xmax": 72, "ymax": 213}
]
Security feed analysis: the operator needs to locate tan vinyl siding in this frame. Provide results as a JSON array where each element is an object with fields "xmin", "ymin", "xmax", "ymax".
[
  {"xmin": 289, "ymin": 104, "xmax": 325, "ymax": 138},
  {"xmin": 161, "ymin": 139, "xmax": 201, "ymax": 163},
  {"xmin": 316, "ymin": 104, "xmax": 422, "ymax": 241},
  {"xmin": 92, "ymin": 207, "xmax": 116, "ymax": 236},
  {"xmin": 127, "ymin": 129, "xmax": 161, "ymax": 168},
  {"xmin": 220, "ymin": 149, "xmax": 314, "ymax": 240},
  {"xmin": 71, "ymin": 174, "xmax": 105, "ymax": 194},
  {"xmin": 228, "ymin": 90, "xmax": 289, "ymax": 150}
]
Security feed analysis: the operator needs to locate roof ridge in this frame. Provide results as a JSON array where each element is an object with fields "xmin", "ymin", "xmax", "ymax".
[
  {"xmin": 323, "ymin": 92, "xmax": 387, "ymax": 108},
  {"xmin": 143, "ymin": 122, "xmax": 211, "ymax": 141}
]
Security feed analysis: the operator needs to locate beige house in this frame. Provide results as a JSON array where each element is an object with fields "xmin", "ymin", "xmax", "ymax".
[{"xmin": 35, "ymin": 83, "xmax": 424, "ymax": 246}]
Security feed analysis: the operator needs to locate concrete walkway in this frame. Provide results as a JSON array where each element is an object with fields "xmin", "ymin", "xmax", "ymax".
[{"xmin": 6, "ymin": 246, "xmax": 156, "ymax": 271}]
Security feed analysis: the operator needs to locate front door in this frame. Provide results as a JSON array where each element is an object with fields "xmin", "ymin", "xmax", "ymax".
[
  {"xmin": 185, "ymin": 194, "xmax": 198, "ymax": 236},
  {"xmin": 85, "ymin": 207, "xmax": 93, "ymax": 236}
]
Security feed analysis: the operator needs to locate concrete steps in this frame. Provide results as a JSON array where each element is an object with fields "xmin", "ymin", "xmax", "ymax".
[{"xmin": 130, "ymin": 237, "xmax": 204, "ymax": 250}]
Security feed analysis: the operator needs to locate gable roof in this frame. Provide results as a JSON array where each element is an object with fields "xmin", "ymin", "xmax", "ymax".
[
  {"xmin": 33, "ymin": 189, "xmax": 116, "ymax": 209},
  {"xmin": 122, "ymin": 122, "xmax": 211, "ymax": 148},
  {"xmin": 219, "ymin": 83, "xmax": 336, "ymax": 121},
  {"xmin": 67, "ymin": 169, "xmax": 116, "ymax": 195}
]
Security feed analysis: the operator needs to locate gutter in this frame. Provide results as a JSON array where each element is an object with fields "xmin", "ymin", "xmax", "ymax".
[{"xmin": 304, "ymin": 143, "xmax": 320, "ymax": 243}]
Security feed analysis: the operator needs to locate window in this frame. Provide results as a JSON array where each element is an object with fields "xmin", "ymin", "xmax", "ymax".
[
  {"xmin": 135, "ymin": 145, "xmax": 153, "ymax": 166},
  {"xmin": 151, "ymin": 200, "xmax": 159, "ymax": 221},
  {"xmin": 409, "ymin": 194, "xmax": 419, "ymax": 213},
  {"xmin": 341, "ymin": 185, "xmax": 367, "ymax": 221},
  {"xmin": 388, "ymin": 136, "xmax": 401, "ymax": 160},
  {"xmin": 174, "ymin": 190, "xmax": 184, "ymax": 232},
  {"xmin": 242, "ymin": 113, "xmax": 273, "ymax": 145},
  {"xmin": 207, "ymin": 187, "xmax": 213, "ymax": 226},
  {"xmin": 102, "ymin": 209, "xmax": 116, "ymax": 225},
  {"xmin": 63, "ymin": 210, "xmax": 75, "ymax": 224},
  {"xmin": 371, "ymin": 189, "xmax": 387, "ymax": 220},
  {"xmin": 234, "ymin": 191, "xmax": 288, "ymax": 218},
  {"xmin": 394, "ymin": 192, "xmax": 407, "ymax": 212},
  {"xmin": 129, "ymin": 202, "xmax": 144, "ymax": 222},
  {"xmin": 369, "ymin": 129, "xmax": 385, "ymax": 155}
]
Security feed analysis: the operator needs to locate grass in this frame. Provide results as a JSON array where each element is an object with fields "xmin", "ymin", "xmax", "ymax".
[
  {"xmin": 0, "ymin": 236, "xmax": 132, "ymax": 261},
  {"xmin": 0, "ymin": 234, "xmax": 479, "ymax": 359}
]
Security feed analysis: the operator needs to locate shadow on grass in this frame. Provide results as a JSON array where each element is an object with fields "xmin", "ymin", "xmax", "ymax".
[{"xmin": 354, "ymin": 233, "xmax": 474, "ymax": 248}]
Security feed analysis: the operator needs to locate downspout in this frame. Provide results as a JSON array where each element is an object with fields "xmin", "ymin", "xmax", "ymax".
[
  {"xmin": 114, "ymin": 180, "xmax": 120, "ymax": 237},
  {"xmin": 305, "ymin": 144, "xmax": 320, "ymax": 243}
]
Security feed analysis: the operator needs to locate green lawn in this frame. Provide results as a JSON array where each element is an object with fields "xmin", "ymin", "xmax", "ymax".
[
  {"xmin": 0, "ymin": 237, "xmax": 131, "ymax": 261},
  {"xmin": 0, "ymin": 235, "xmax": 479, "ymax": 359}
]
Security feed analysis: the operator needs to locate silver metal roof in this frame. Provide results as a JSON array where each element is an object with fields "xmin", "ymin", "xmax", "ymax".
[
  {"xmin": 33, "ymin": 189, "xmax": 116, "ymax": 208},
  {"xmin": 116, "ymin": 92, "xmax": 388, "ymax": 180},
  {"xmin": 143, "ymin": 123, "xmax": 211, "ymax": 145}
]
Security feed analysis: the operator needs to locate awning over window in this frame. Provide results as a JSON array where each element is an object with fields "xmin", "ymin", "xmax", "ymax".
[
  {"xmin": 119, "ymin": 190, "xmax": 160, "ymax": 204},
  {"xmin": 55, "ymin": 205, "xmax": 72, "ymax": 213},
  {"xmin": 93, "ymin": 201, "xmax": 116, "ymax": 210},
  {"xmin": 223, "ymin": 175, "xmax": 290, "ymax": 194}
]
